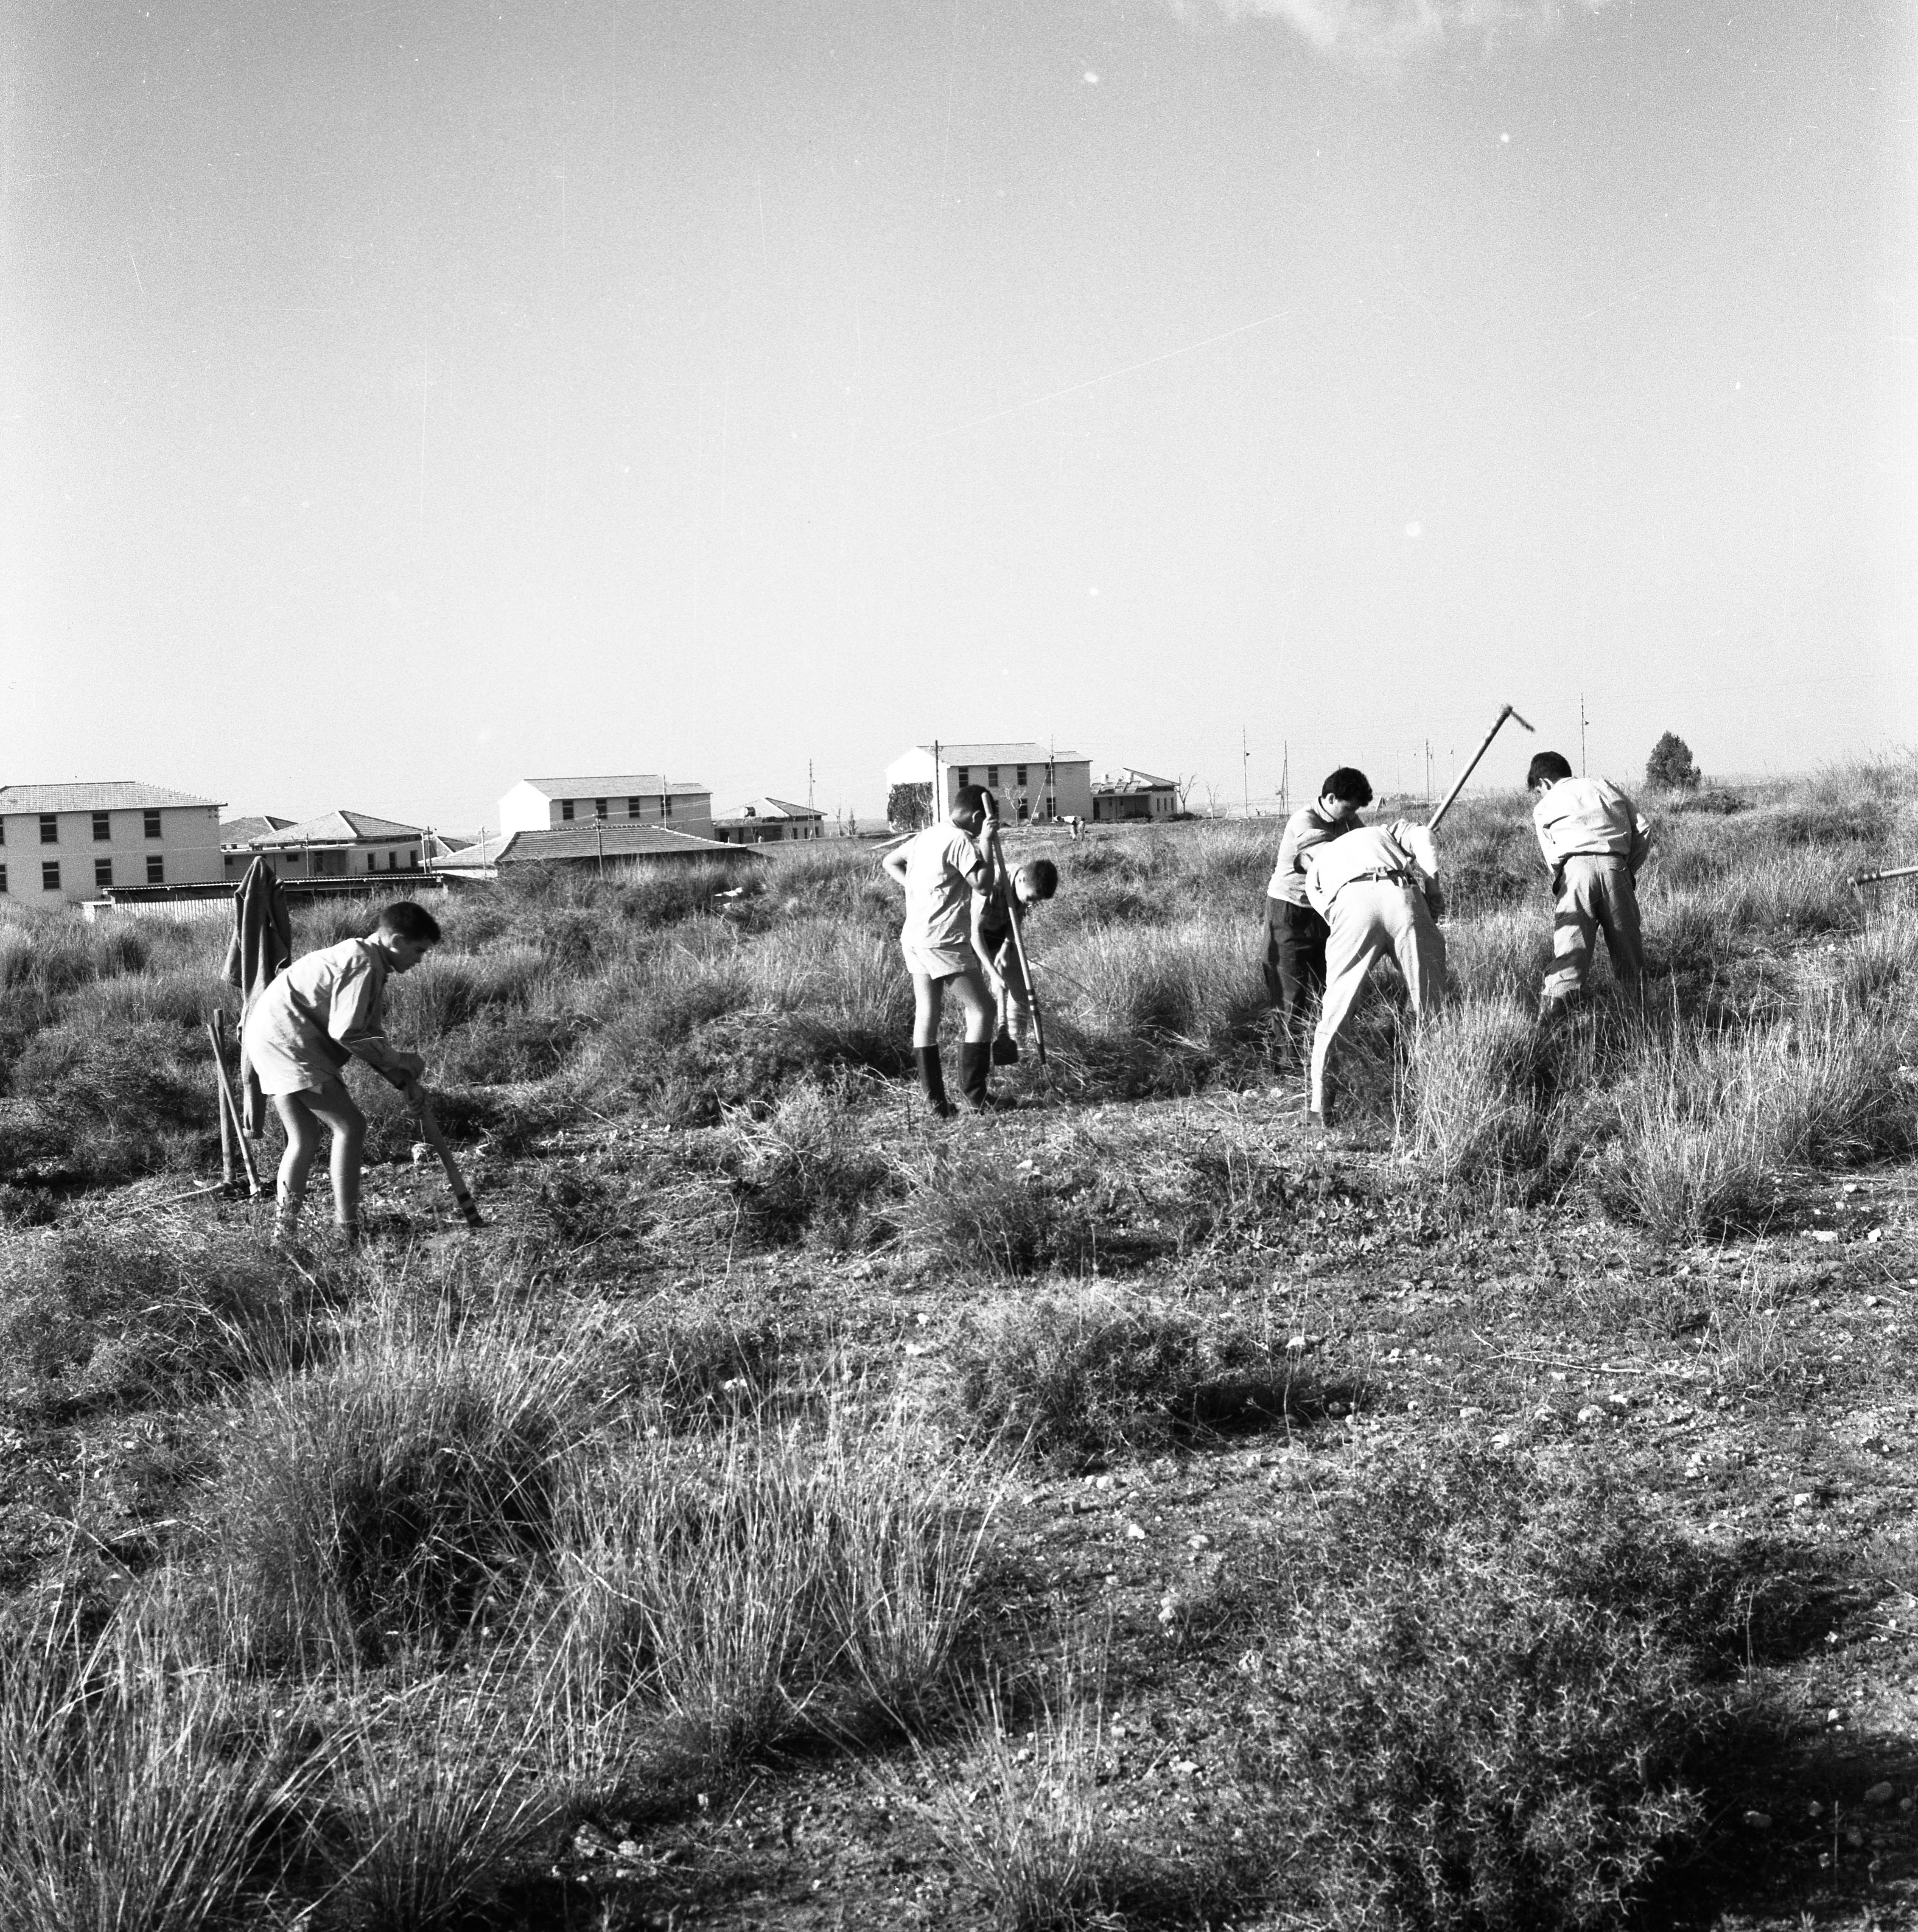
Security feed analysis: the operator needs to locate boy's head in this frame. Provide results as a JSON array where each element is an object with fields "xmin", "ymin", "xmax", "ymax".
[
  {"xmin": 1319, "ymin": 767, "xmax": 1372, "ymax": 820},
  {"xmin": 1526, "ymin": 752, "xmax": 1574, "ymax": 793},
  {"xmin": 1014, "ymin": 858, "xmax": 1059, "ymax": 908},
  {"xmin": 376, "ymin": 900, "xmax": 442, "ymax": 972},
  {"xmin": 952, "ymin": 783, "xmax": 994, "ymax": 834}
]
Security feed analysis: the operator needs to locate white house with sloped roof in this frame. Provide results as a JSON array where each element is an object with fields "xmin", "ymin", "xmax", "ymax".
[
  {"xmin": 235, "ymin": 810, "xmax": 426, "ymax": 880},
  {"xmin": 884, "ymin": 742, "xmax": 1092, "ymax": 825},
  {"xmin": 499, "ymin": 774, "xmax": 714, "ymax": 840},
  {"xmin": 0, "ymin": 781, "xmax": 224, "ymax": 904}
]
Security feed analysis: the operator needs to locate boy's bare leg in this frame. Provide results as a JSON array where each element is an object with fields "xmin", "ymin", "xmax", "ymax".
[
  {"xmin": 305, "ymin": 1084, "xmax": 367, "ymax": 1240},
  {"xmin": 910, "ymin": 973, "xmax": 956, "ymax": 1117},
  {"xmin": 270, "ymin": 1091, "xmax": 321, "ymax": 1244},
  {"xmin": 950, "ymin": 964, "xmax": 1001, "ymax": 1110}
]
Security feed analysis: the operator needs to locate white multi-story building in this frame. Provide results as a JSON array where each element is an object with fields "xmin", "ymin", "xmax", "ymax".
[
  {"xmin": 0, "ymin": 781, "xmax": 224, "ymax": 904},
  {"xmin": 498, "ymin": 774, "xmax": 714, "ymax": 840},
  {"xmin": 231, "ymin": 810, "xmax": 424, "ymax": 880},
  {"xmin": 884, "ymin": 742, "xmax": 1093, "ymax": 826}
]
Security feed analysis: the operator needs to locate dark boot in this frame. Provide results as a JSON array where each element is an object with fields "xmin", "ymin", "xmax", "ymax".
[
  {"xmin": 991, "ymin": 1028, "xmax": 1020, "ymax": 1066},
  {"xmin": 915, "ymin": 1047, "xmax": 956, "ymax": 1119},
  {"xmin": 959, "ymin": 1042, "xmax": 996, "ymax": 1112}
]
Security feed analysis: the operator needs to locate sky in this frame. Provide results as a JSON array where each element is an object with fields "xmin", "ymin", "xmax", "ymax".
[{"xmin": 1, "ymin": 0, "xmax": 1912, "ymax": 830}]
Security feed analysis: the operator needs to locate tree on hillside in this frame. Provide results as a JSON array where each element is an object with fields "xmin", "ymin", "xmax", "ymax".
[
  {"xmin": 1645, "ymin": 732, "xmax": 1702, "ymax": 792},
  {"xmin": 886, "ymin": 782, "xmax": 933, "ymax": 832}
]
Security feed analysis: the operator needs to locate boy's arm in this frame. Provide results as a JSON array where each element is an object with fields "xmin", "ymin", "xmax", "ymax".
[
  {"xmin": 1626, "ymin": 799, "xmax": 1652, "ymax": 876},
  {"xmin": 330, "ymin": 954, "xmax": 425, "ymax": 1087},
  {"xmin": 882, "ymin": 845, "xmax": 911, "ymax": 889}
]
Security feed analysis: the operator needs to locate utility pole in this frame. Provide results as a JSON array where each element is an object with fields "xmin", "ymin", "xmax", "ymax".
[
  {"xmin": 1424, "ymin": 739, "xmax": 1432, "ymax": 804},
  {"xmin": 807, "ymin": 759, "xmax": 815, "ymax": 810},
  {"xmin": 1241, "ymin": 727, "xmax": 1251, "ymax": 818},
  {"xmin": 1579, "ymin": 694, "xmax": 1588, "ymax": 776},
  {"xmin": 1280, "ymin": 740, "xmax": 1289, "ymax": 817}
]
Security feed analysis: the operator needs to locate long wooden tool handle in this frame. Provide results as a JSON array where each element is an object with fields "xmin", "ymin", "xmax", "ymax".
[
  {"xmin": 988, "ymin": 821, "xmax": 1048, "ymax": 1068},
  {"xmin": 1854, "ymin": 863, "xmax": 1918, "ymax": 888},
  {"xmin": 206, "ymin": 1019, "xmax": 262, "ymax": 1197},
  {"xmin": 1427, "ymin": 704, "xmax": 1533, "ymax": 833},
  {"xmin": 415, "ymin": 1094, "xmax": 484, "ymax": 1228}
]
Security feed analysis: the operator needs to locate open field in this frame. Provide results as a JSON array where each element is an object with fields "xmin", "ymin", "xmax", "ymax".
[{"xmin": 3, "ymin": 760, "xmax": 1918, "ymax": 1930}]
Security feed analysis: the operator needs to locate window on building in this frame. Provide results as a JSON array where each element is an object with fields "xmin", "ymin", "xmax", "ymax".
[
  {"xmin": 0, "ymin": 863, "xmax": 7, "ymax": 892},
  {"xmin": 0, "ymin": 818, "xmax": 5, "ymax": 844},
  {"xmin": 95, "ymin": 858, "xmax": 113, "ymax": 888},
  {"xmin": 955, "ymin": 767, "xmax": 969, "ymax": 788},
  {"xmin": 147, "ymin": 855, "xmax": 165, "ymax": 885},
  {"xmin": 560, "ymin": 800, "xmax": 576, "ymax": 821},
  {"xmin": 663, "ymin": 793, "xmax": 673, "ymax": 818},
  {"xmin": 92, "ymin": 811, "xmax": 111, "ymax": 841},
  {"xmin": 39, "ymin": 815, "xmax": 58, "ymax": 844},
  {"xmin": 594, "ymin": 798, "xmax": 608, "ymax": 819},
  {"xmin": 367, "ymin": 853, "xmax": 378, "ymax": 871},
  {"xmin": 42, "ymin": 860, "xmax": 61, "ymax": 891},
  {"xmin": 143, "ymin": 809, "xmax": 162, "ymax": 839},
  {"xmin": 987, "ymin": 765, "xmax": 999, "ymax": 787},
  {"xmin": 1016, "ymin": 765, "xmax": 1028, "ymax": 787}
]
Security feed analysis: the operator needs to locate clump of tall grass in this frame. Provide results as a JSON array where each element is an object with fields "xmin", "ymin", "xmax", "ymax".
[
  {"xmin": 550, "ymin": 1398, "xmax": 991, "ymax": 1761},
  {"xmin": 927, "ymin": 1672, "xmax": 1122, "ymax": 1932},
  {"xmin": 214, "ymin": 1298, "xmax": 583, "ymax": 1665},
  {"xmin": 0, "ymin": 1219, "xmax": 328, "ymax": 1420},
  {"xmin": 5, "ymin": 1018, "xmax": 215, "ymax": 1183},
  {"xmin": 724, "ymin": 1081, "xmax": 901, "ymax": 1250},
  {"xmin": 1599, "ymin": 995, "xmax": 1914, "ymax": 1239},
  {"xmin": 1400, "ymin": 993, "xmax": 1563, "ymax": 1194},
  {"xmin": 946, "ymin": 1288, "xmax": 1295, "ymax": 1469},
  {"xmin": 323, "ymin": 1667, "xmax": 565, "ymax": 1932},
  {"xmin": 0, "ymin": 1579, "xmax": 327, "ymax": 1932},
  {"xmin": 1234, "ymin": 1444, "xmax": 1714, "ymax": 1932}
]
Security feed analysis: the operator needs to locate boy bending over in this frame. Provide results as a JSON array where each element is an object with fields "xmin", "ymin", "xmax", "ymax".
[
  {"xmin": 974, "ymin": 857, "xmax": 1058, "ymax": 1064},
  {"xmin": 241, "ymin": 900, "xmax": 440, "ymax": 1247}
]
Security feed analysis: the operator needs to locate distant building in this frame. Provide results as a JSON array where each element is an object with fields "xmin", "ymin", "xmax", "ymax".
[
  {"xmin": 220, "ymin": 815, "xmax": 296, "ymax": 879},
  {"xmin": 884, "ymin": 743, "xmax": 1092, "ymax": 826},
  {"xmin": 0, "ymin": 781, "xmax": 224, "ymax": 904},
  {"xmin": 713, "ymin": 797, "xmax": 826, "ymax": 845},
  {"xmin": 239, "ymin": 810, "xmax": 426, "ymax": 880},
  {"xmin": 1092, "ymin": 768, "xmax": 1179, "ymax": 824},
  {"xmin": 429, "ymin": 823, "xmax": 752, "ymax": 874},
  {"xmin": 499, "ymin": 775, "xmax": 714, "ymax": 841}
]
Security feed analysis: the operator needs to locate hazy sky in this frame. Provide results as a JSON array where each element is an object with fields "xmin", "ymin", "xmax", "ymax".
[{"xmin": 3, "ymin": 0, "xmax": 1912, "ymax": 828}]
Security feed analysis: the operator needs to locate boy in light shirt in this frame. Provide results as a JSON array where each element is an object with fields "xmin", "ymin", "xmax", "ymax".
[
  {"xmin": 1526, "ymin": 751, "xmax": 1651, "ymax": 1014},
  {"xmin": 1302, "ymin": 819, "xmax": 1447, "ymax": 1130},
  {"xmin": 1261, "ymin": 767, "xmax": 1371, "ymax": 1061},
  {"xmin": 241, "ymin": 900, "xmax": 440, "ymax": 1247},
  {"xmin": 883, "ymin": 785, "xmax": 1003, "ymax": 1115}
]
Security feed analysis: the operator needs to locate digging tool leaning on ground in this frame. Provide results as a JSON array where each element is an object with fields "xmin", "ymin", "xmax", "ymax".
[
  {"xmin": 882, "ymin": 783, "xmax": 1004, "ymax": 1116},
  {"xmin": 240, "ymin": 900, "xmax": 441, "ymax": 1249}
]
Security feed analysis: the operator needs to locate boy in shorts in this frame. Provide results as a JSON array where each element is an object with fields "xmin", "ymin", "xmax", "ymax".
[
  {"xmin": 883, "ymin": 785, "xmax": 1002, "ymax": 1115},
  {"xmin": 974, "ymin": 857, "xmax": 1058, "ymax": 1064},
  {"xmin": 241, "ymin": 900, "xmax": 441, "ymax": 1247}
]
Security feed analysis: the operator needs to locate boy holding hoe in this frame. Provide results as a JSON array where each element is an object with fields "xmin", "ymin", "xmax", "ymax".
[
  {"xmin": 884, "ymin": 784, "xmax": 1003, "ymax": 1116},
  {"xmin": 241, "ymin": 900, "xmax": 440, "ymax": 1248}
]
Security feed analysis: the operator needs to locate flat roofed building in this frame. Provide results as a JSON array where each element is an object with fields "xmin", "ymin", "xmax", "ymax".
[
  {"xmin": 884, "ymin": 742, "xmax": 1092, "ymax": 825},
  {"xmin": 241, "ymin": 810, "xmax": 426, "ymax": 879},
  {"xmin": 499, "ymin": 775, "xmax": 714, "ymax": 841},
  {"xmin": 1092, "ymin": 768, "xmax": 1180, "ymax": 823},
  {"xmin": 712, "ymin": 797, "xmax": 826, "ymax": 844},
  {"xmin": 0, "ymin": 781, "xmax": 224, "ymax": 904}
]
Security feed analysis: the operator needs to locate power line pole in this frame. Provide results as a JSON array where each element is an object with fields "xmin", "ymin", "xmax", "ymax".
[
  {"xmin": 807, "ymin": 759, "xmax": 815, "ymax": 810},
  {"xmin": 1280, "ymin": 740, "xmax": 1289, "ymax": 817},
  {"xmin": 1579, "ymin": 694, "xmax": 1588, "ymax": 776},
  {"xmin": 1241, "ymin": 727, "xmax": 1251, "ymax": 817},
  {"xmin": 1424, "ymin": 739, "xmax": 1432, "ymax": 804}
]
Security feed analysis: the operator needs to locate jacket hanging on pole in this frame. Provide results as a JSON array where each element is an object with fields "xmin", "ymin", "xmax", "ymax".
[{"xmin": 222, "ymin": 857, "xmax": 293, "ymax": 1136}]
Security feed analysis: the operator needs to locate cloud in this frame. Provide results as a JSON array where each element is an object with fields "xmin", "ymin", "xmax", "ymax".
[{"xmin": 1199, "ymin": 0, "xmax": 1614, "ymax": 71}]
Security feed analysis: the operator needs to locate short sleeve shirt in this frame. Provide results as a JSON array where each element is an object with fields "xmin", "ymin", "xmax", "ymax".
[
  {"xmin": 1267, "ymin": 806, "xmax": 1357, "ymax": 906},
  {"xmin": 901, "ymin": 822, "xmax": 988, "ymax": 952}
]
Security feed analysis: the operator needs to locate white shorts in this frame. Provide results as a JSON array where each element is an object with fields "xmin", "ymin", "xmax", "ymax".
[{"xmin": 900, "ymin": 934, "xmax": 980, "ymax": 983}]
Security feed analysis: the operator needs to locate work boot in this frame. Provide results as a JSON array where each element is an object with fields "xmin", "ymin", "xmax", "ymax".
[
  {"xmin": 958, "ymin": 1042, "xmax": 998, "ymax": 1113},
  {"xmin": 991, "ymin": 1028, "xmax": 1020, "ymax": 1067},
  {"xmin": 336, "ymin": 1220, "xmax": 364, "ymax": 1254},
  {"xmin": 915, "ymin": 1047, "xmax": 956, "ymax": 1120}
]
